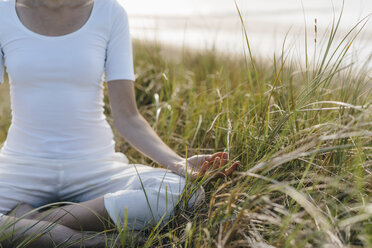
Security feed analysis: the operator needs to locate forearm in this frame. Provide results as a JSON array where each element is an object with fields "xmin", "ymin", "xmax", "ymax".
[{"xmin": 113, "ymin": 114, "xmax": 185, "ymax": 174}]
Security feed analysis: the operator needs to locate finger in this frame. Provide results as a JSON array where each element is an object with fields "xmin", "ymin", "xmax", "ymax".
[
  {"xmin": 203, "ymin": 155, "xmax": 213, "ymax": 163},
  {"xmin": 211, "ymin": 156, "xmax": 221, "ymax": 171},
  {"xmin": 206, "ymin": 158, "xmax": 225, "ymax": 177},
  {"xmin": 219, "ymin": 158, "xmax": 229, "ymax": 168},
  {"xmin": 221, "ymin": 152, "xmax": 229, "ymax": 160},
  {"xmin": 209, "ymin": 152, "xmax": 225, "ymax": 162},
  {"xmin": 198, "ymin": 161, "xmax": 210, "ymax": 177},
  {"xmin": 206, "ymin": 168, "xmax": 225, "ymax": 180},
  {"xmin": 209, "ymin": 152, "xmax": 229, "ymax": 164},
  {"xmin": 223, "ymin": 161, "xmax": 241, "ymax": 177}
]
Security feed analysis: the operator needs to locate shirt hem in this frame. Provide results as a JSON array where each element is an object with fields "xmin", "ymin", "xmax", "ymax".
[{"xmin": 105, "ymin": 74, "xmax": 135, "ymax": 82}]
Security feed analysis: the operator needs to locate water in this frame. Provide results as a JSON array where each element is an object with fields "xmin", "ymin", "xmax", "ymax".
[{"xmin": 121, "ymin": 0, "xmax": 372, "ymax": 72}]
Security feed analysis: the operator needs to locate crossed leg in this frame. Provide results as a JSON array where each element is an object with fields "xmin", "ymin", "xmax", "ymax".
[
  {"xmin": 0, "ymin": 212, "xmax": 108, "ymax": 248},
  {"xmin": 18, "ymin": 196, "xmax": 113, "ymax": 232},
  {"xmin": 0, "ymin": 153, "xmax": 205, "ymax": 246},
  {"xmin": 2, "ymin": 187, "xmax": 198, "ymax": 247},
  {"xmin": 17, "ymin": 184, "xmax": 204, "ymax": 233}
]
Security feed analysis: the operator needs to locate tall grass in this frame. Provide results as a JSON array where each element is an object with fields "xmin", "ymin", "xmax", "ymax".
[{"xmin": 0, "ymin": 3, "xmax": 372, "ymax": 247}]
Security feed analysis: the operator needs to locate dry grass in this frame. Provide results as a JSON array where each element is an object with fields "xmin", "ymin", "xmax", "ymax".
[{"xmin": 0, "ymin": 5, "xmax": 371, "ymax": 247}]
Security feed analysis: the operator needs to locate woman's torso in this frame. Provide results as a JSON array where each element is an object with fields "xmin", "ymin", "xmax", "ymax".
[{"xmin": 0, "ymin": 0, "xmax": 125, "ymax": 159}]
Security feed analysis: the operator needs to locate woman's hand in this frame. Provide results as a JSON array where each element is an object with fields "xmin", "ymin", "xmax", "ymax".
[{"xmin": 174, "ymin": 152, "xmax": 240, "ymax": 181}]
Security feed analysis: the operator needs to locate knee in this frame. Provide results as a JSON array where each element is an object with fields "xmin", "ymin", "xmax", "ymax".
[
  {"xmin": 104, "ymin": 186, "xmax": 182, "ymax": 230},
  {"xmin": 103, "ymin": 173, "xmax": 206, "ymax": 230},
  {"xmin": 187, "ymin": 185, "xmax": 205, "ymax": 208},
  {"xmin": 177, "ymin": 183, "xmax": 205, "ymax": 212}
]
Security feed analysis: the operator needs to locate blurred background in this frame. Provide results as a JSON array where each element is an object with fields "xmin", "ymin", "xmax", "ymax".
[{"xmin": 121, "ymin": 0, "xmax": 372, "ymax": 72}]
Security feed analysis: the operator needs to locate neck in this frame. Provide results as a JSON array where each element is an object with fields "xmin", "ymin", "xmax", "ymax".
[{"xmin": 21, "ymin": 0, "xmax": 89, "ymax": 9}]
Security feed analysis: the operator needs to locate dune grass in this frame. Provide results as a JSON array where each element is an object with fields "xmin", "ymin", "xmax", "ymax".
[{"xmin": 0, "ymin": 5, "xmax": 372, "ymax": 247}]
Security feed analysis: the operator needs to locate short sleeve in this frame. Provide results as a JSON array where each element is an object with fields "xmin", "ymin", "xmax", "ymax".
[
  {"xmin": 104, "ymin": 6, "xmax": 135, "ymax": 82},
  {"xmin": 0, "ymin": 46, "xmax": 4, "ymax": 84}
]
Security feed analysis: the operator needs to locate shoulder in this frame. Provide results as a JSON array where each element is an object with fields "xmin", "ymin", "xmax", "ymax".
[
  {"xmin": 101, "ymin": 0, "xmax": 128, "ymax": 15},
  {"xmin": 0, "ymin": 0, "xmax": 13, "ymax": 32},
  {"xmin": 0, "ymin": 0, "xmax": 12, "ymax": 13},
  {"xmin": 92, "ymin": 0, "xmax": 129, "ymax": 30},
  {"xmin": 0, "ymin": 0, "xmax": 11, "ymax": 5},
  {"xmin": 102, "ymin": 0, "xmax": 129, "ymax": 28},
  {"xmin": 0, "ymin": 0, "xmax": 11, "ymax": 7}
]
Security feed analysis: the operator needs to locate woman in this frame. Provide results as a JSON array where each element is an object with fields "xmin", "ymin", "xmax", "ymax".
[{"xmin": 0, "ymin": 0, "xmax": 240, "ymax": 246}]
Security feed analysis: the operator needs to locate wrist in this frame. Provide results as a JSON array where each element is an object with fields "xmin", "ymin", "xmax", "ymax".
[{"xmin": 165, "ymin": 157, "xmax": 186, "ymax": 176}]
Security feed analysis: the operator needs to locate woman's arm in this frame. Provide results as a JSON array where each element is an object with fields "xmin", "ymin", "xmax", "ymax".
[
  {"xmin": 107, "ymin": 80, "xmax": 185, "ymax": 174},
  {"xmin": 107, "ymin": 80, "xmax": 240, "ymax": 179}
]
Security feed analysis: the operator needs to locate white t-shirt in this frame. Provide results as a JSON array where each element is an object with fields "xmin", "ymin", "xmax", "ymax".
[{"xmin": 0, "ymin": 0, "xmax": 135, "ymax": 159}]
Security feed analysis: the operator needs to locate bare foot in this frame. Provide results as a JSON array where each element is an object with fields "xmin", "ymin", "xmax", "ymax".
[{"xmin": 9, "ymin": 203, "xmax": 40, "ymax": 219}]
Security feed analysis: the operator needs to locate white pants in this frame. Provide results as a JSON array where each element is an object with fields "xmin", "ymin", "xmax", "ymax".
[{"xmin": 0, "ymin": 151, "xmax": 205, "ymax": 229}]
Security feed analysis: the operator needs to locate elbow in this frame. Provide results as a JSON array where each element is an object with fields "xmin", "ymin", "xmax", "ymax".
[{"xmin": 112, "ymin": 111, "xmax": 141, "ymax": 130}]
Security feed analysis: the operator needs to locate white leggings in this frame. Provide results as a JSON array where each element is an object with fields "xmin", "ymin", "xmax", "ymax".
[{"xmin": 0, "ymin": 151, "xmax": 205, "ymax": 230}]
